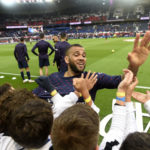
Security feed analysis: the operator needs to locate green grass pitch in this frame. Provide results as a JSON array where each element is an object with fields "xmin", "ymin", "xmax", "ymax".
[{"xmin": 0, "ymin": 37, "xmax": 149, "ymax": 141}]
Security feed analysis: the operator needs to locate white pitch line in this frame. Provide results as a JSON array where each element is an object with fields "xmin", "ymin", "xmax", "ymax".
[
  {"xmin": 0, "ymin": 72, "xmax": 39, "ymax": 78},
  {"xmin": 135, "ymin": 86, "xmax": 150, "ymax": 90},
  {"xmin": 1, "ymin": 72, "xmax": 150, "ymax": 90}
]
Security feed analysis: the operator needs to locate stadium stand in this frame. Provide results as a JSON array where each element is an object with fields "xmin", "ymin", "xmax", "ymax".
[{"xmin": 0, "ymin": 0, "xmax": 150, "ymax": 44}]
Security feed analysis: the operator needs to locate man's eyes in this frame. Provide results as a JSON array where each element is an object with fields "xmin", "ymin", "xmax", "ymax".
[
  {"xmin": 74, "ymin": 53, "xmax": 79, "ymax": 56},
  {"xmin": 73, "ymin": 53, "xmax": 86, "ymax": 57}
]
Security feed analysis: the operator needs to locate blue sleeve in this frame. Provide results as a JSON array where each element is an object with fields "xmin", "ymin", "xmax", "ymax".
[
  {"xmin": 53, "ymin": 50, "xmax": 57, "ymax": 63},
  {"xmin": 95, "ymin": 73, "xmax": 121, "ymax": 89},
  {"xmin": 24, "ymin": 45, "xmax": 29, "ymax": 60},
  {"xmin": 53, "ymin": 48, "xmax": 60, "ymax": 63},
  {"xmin": 31, "ymin": 43, "xmax": 39, "ymax": 56},
  {"xmin": 32, "ymin": 86, "xmax": 52, "ymax": 100},
  {"xmin": 14, "ymin": 47, "xmax": 18, "ymax": 60},
  {"xmin": 48, "ymin": 43, "xmax": 55, "ymax": 56}
]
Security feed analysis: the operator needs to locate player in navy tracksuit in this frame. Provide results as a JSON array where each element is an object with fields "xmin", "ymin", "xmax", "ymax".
[
  {"xmin": 14, "ymin": 37, "xmax": 34, "ymax": 83},
  {"xmin": 32, "ymin": 33, "xmax": 55, "ymax": 76},
  {"xmin": 52, "ymin": 35, "xmax": 61, "ymax": 71},
  {"xmin": 57, "ymin": 32, "xmax": 70, "ymax": 72}
]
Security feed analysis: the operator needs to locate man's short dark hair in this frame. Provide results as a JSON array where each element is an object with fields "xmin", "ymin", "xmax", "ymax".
[
  {"xmin": 60, "ymin": 32, "xmax": 67, "ymax": 39},
  {"xmin": 51, "ymin": 104, "xmax": 99, "ymax": 150},
  {"xmin": 65, "ymin": 44, "xmax": 83, "ymax": 56},
  {"xmin": 120, "ymin": 132, "xmax": 150, "ymax": 150},
  {"xmin": 40, "ymin": 33, "xmax": 45, "ymax": 39},
  {"xmin": 9, "ymin": 99, "xmax": 53, "ymax": 149},
  {"xmin": 20, "ymin": 37, "xmax": 24, "ymax": 42}
]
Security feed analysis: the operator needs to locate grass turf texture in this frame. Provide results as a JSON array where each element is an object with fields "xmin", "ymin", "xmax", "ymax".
[{"xmin": 0, "ymin": 38, "xmax": 150, "ymax": 142}]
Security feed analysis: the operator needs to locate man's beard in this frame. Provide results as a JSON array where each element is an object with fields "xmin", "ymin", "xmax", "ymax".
[{"xmin": 69, "ymin": 60, "xmax": 85, "ymax": 74}]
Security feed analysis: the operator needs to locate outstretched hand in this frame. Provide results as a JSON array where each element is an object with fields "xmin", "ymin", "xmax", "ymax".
[
  {"xmin": 73, "ymin": 71, "xmax": 97, "ymax": 92},
  {"xmin": 118, "ymin": 69, "xmax": 134, "ymax": 92},
  {"xmin": 125, "ymin": 77, "xmax": 138, "ymax": 102},
  {"xmin": 132, "ymin": 91, "xmax": 150, "ymax": 104},
  {"xmin": 128, "ymin": 31, "xmax": 150, "ymax": 75},
  {"xmin": 73, "ymin": 74, "xmax": 90, "ymax": 101},
  {"xmin": 85, "ymin": 71, "xmax": 98, "ymax": 91},
  {"xmin": 118, "ymin": 69, "xmax": 139, "ymax": 102},
  {"xmin": 73, "ymin": 75, "xmax": 87, "ymax": 93}
]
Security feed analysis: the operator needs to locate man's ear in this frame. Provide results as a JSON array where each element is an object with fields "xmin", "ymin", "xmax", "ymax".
[{"xmin": 65, "ymin": 56, "xmax": 69, "ymax": 64}]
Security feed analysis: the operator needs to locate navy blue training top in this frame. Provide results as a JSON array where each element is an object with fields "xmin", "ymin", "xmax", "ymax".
[
  {"xmin": 53, "ymin": 41, "xmax": 61, "ymax": 64},
  {"xmin": 59, "ymin": 41, "xmax": 70, "ymax": 61},
  {"xmin": 57, "ymin": 41, "xmax": 70, "ymax": 72},
  {"xmin": 33, "ymin": 72, "xmax": 122, "ymax": 102},
  {"xmin": 32, "ymin": 40, "xmax": 55, "ymax": 58},
  {"xmin": 14, "ymin": 43, "xmax": 29, "ymax": 61}
]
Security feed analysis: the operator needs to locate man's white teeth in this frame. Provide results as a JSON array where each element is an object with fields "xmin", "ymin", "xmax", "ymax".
[{"xmin": 78, "ymin": 63, "xmax": 84, "ymax": 65}]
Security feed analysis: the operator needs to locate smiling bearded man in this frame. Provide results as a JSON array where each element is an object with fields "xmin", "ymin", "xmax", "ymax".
[
  {"xmin": 33, "ymin": 44, "xmax": 121, "ymax": 102},
  {"xmin": 65, "ymin": 45, "xmax": 86, "ymax": 74},
  {"xmin": 33, "ymin": 32, "xmax": 150, "ymax": 102}
]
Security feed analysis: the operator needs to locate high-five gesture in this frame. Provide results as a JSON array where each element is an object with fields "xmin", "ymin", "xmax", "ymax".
[
  {"xmin": 73, "ymin": 71, "xmax": 97, "ymax": 93},
  {"xmin": 118, "ymin": 69, "xmax": 134, "ymax": 92},
  {"xmin": 128, "ymin": 31, "xmax": 150, "ymax": 75},
  {"xmin": 73, "ymin": 74, "xmax": 87, "ymax": 93},
  {"xmin": 85, "ymin": 71, "xmax": 98, "ymax": 91},
  {"xmin": 132, "ymin": 91, "xmax": 150, "ymax": 104}
]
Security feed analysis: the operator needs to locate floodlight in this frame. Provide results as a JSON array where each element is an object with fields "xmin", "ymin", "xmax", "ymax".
[
  {"xmin": 1, "ymin": 0, "xmax": 16, "ymax": 6},
  {"xmin": 16, "ymin": 0, "xmax": 20, "ymax": 3},
  {"xmin": 45, "ymin": 0, "xmax": 53, "ymax": 2},
  {"xmin": 37, "ymin": 0, "xmax": 43, "ymax": 2}
]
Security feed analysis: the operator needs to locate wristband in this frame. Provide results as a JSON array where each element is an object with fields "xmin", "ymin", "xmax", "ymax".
[
  {"xmin": 51, "ymin": 90, "xmax": 57, "ymax": 97},
  {"xmin": 116, "ymin": 96, "xmax": 125, "ymax": 102},
  {"xmin": 84, "ymin": 96, "xmax": 92, "ymax": 103},
  {"xmin": 116, "ymin": 92, "xmax": 125, "ymax": 97},
  {"xmin": 79, "ymin": 92, "xmax": 82, "ymax": 97}
]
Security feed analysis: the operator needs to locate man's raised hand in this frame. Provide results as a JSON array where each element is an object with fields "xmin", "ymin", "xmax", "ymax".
[{"xmin": 128, "ymin": 31, "xmax": 150, "ymax": 75}]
